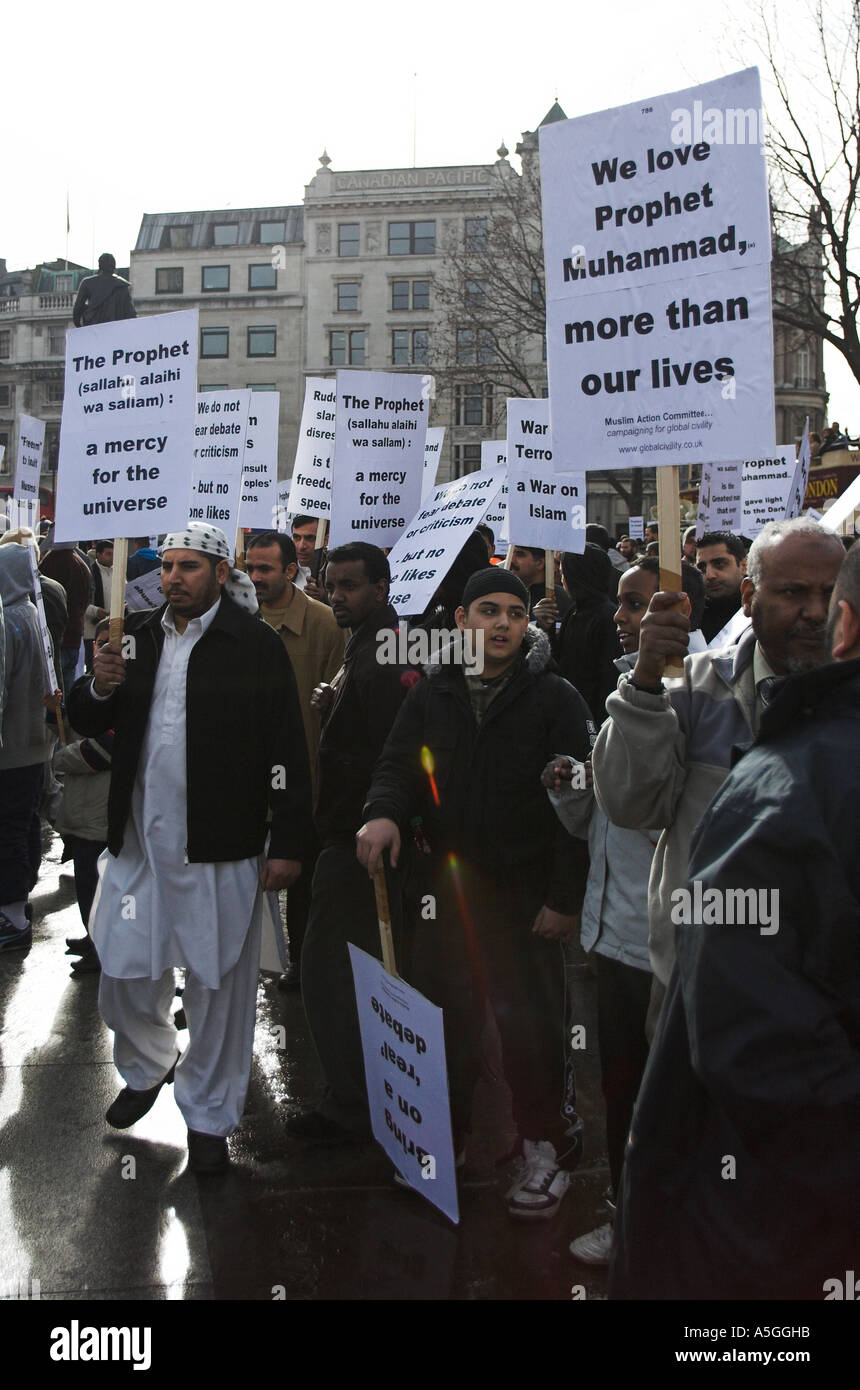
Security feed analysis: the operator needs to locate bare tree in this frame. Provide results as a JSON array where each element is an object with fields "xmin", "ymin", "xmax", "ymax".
[
  {"xmin": 764, "ymin": 0, "xmax": 860, "ymax": 391},
  {"xmin": 433, "ymin": 143, "xmax": 647, "ymax": 511}
]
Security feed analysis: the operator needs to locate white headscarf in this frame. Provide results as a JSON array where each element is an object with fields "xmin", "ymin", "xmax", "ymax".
[{"xmin": 160, "ymin": 523, "xmax": 258, "ymax": 614}]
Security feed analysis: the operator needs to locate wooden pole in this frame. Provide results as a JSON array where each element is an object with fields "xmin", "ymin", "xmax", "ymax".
[
  {"xmin": 109, "ymin": 538, "xmax": 129, "ymax": 649},
  {"xmin": 314, "ymin": 517, "xmax": 327, "ymax": 550},
  {"xmin": 502, "ymin": 544, "xmax": 514, "ymax": 569},
  {"xmin": 373, "ymin": 864, "xmax": 398, "ymax": 977},
  {"xmin": 234, "ymin": 526, "xmax": 245, "ymax": 571},
  {"xmin": 544, "ymin": 549, "xmax": 554, "ymax": 596},
  {"xmin": 656, "ymin": 468, "xmax": 685, "ymax": 677}
]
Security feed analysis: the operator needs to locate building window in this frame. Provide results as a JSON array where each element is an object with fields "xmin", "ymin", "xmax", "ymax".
[
  {"xmin": 452, "ymin": 444, "xmax": 482, "ymax": 477},
  {"xmin": 198, "ymin": 384, "xmax": 228, "ymax": 393},
  {"xmin": 259, "ymin": 221, "xmax": 286, "ymax": 243},
  {"xmin": 0, "ymin": 432, "xmax": 9, "ymax": 470},
  {"xmin": 465, "ymin": 279, "xmax": 486, "ymax": 307},
  {"xmin": 392, "ymin": 329, "xmax": 429, "ymax": 365},
  {"xmin": 44, "ymin": 426, "xmax": 60, "ymax": 472},
  {"xmin": 249, "ymin": 264, "xmax": 277, "ymax": 289},
  {"xmin": 338, "ymin": 223, "xmax": 360, "ymax": 256},
  {"xmin": 337, "ymin": 282, "xmax": 360, "ymax": 312},
  {"xmin": 55, "ymin": 274, "xmax": 74, "ymax": 294},
  {"xmin": 0, "ymin": 331, "xmax": 9, "ymax": 358},
  {"xmin": 0, "ymin": 384, "xmax": 10, "ymax": 408},
  {"xmin": 48, "ymin": 327, "xmax": 66, "ymax": 355},
  {"xmin": 329, "ymin": 329, "xmax": 365, "ymax": 365},
  {"xmin": 465, "ymin": 217, "xmax": 487, "ymax": 252},
  {"xmin": 45, "ymin": 381, "xmax": 65, "ymax": 403},
  {"xmin": 248, "ymin": 383, "xmax": 277, "ymax": 391},
  {"xmin": 795, "ymin": 342, "xmax": 812, "ymax": 388},
  {"xmin": 202, "ymin": 265, "xmax": 230, "ymax": 292},
  {"xmin": 391, "ymin": 279, "xmax": 430, "ymax": 310},
  {"xmin": 389, "ymin": 221, "xmax": 436, "ymax": 255},
  {"xmin": 156, "ymin": 267, "xmax": 184, "ymax": 294},
  {"xmin": 454, "ymin": 383, "xmax": 493, "ymax": 427},
  {"xmin": 168, "ymin": 226, "xmax": 192, "ymax": 248},
  {"xmin": 456, "ymin": 328, "xmax": 494, "ymax": 365},
  {"xmin": 213, "ymin": 224, "xmax": 239, "ymax": 246},
  {"xmin": 248, "ymin": 326, "xmax": 276, "ymax": 357},
  {"xmin": 201, "ymin": 328, "xmax": 229, "ymax": 358}
]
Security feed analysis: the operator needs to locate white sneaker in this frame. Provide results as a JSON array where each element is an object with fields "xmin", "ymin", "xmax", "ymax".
[
  {"xmin": 569, "ymin": 1220, "xmax": 614, "ymax": 1266},
  {"xmin": 506, "ymin": 1139, "xmax": 570, "ymax": 1220}
]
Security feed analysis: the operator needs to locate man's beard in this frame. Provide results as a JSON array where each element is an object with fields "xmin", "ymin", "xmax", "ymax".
[{"xmin": 783, "ymin": 625, "xmax": 831, "ymax": 673}]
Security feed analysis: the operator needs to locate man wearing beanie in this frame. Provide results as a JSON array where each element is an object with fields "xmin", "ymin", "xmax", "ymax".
[
  {"xmin": 357, "ymin": 568, "xmax": 593, "ymax": 1219},
  {"xmin": 68, "ymin": 523, "xmax": 311, "ymax": 1173}
]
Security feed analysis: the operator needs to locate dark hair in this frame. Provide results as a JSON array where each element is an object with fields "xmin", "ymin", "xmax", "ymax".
[
  {"xmin": 246, "ymin": 531, "xmax": 297, "ymax": 568},
  {"xmin": 514, "ymin": 545, "xmax": 545, "ymax": 560},
  {"xmin": 832, "ymin": 537, "xmax": 860, "ymax": 610},
  {"xmin": 645, "ymin": 521, "xmax": 659, "ymax": 534},
  {"xmin": 476, "ymin": 522, "xmax": 494, "ymax": 546},
  {"xmin": 98, "ymin": 252, "xmax": 116, "ymax": 272},
  {"xmin": 696, "ymin": 530, "xmax": 746, "ymax": 563},
  {"xmin": 291, "ymin": 514, "xmax": 319, "ymax": 532},
  {"xmin": 633, "ymin": 556, "xmax": 706, "ymax": 631},
  {"xmin": 326, "ymin": 542, "xmax": 390, "ymax": 587},
  {"xmin": 585, "ymin": 523, "xmax": 611, "ymax": 551},
  {"xmin": 94, "ymin": 540, "xmax": 113, "ymax": 556}
]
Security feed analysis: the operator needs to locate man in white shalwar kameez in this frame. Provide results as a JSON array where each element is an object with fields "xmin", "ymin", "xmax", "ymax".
[{"xmin": 69, "ymin": 523, "xmax": 310, "ymax": 1172}]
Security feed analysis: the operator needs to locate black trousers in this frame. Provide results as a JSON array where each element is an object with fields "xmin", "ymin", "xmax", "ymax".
[
  {"xmin": 0, "ymin": 763, "xmax": 45, "ymax": 904},
  {"xmin": 301, "ymin": 839, "xmax": 403, "ymax": 1135},
  {"xmin": 285, "ymin": 833, "xmax": 319, "ymax": 967},
  {"xmin": 595, "ymin": 951, "xmax": 652, "ymax": 1197},
  {"xmin": 63, "ymin": 835, "xmax": 106, "ymax": 929}
]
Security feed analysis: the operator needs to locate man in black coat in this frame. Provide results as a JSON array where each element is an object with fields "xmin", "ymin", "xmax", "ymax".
[
  {"xmin": 68, "ymin": 524, "xmax": 310, "ymax": 1173},
  {"xmin": 554, "ymin": 545, "xmax": 622, "ymax": 726},
  {"xmin": 287, "ymin": 542, "xmax": 417, "ymax": 1144},
  {"xmin": 611, "ymin": 539, "xmax": 859, "ymax": 1300},
  {"xmin": 357, "ymin": 568, "xmax": 593, "ymax": 1219}
]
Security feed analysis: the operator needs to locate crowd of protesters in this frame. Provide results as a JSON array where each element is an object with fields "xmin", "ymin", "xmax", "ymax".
[{"xmin": 0, "ymin": 503, "xmax": 858, "ymax": 1296}]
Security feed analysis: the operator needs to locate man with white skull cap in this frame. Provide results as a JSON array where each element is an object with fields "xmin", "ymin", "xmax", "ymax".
[{"xmin": 68, "ymin": 522, "xmax": 311, "ymax": 1173}]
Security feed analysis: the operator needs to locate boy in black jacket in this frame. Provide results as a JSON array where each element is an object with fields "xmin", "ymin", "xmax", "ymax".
[{"xmin": 357, "ymin": 568, "xmax": 594, "ymax": 1218}]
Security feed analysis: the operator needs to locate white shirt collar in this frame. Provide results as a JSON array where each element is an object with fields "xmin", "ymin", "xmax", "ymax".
[{"xmin": 161, "ymin": 595, "xmax": 222, "ymax": 638}]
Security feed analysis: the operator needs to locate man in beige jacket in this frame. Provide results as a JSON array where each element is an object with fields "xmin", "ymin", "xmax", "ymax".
[{"xmin": 246, "ymin": 531, "xmax": 345, "ymax": 985}]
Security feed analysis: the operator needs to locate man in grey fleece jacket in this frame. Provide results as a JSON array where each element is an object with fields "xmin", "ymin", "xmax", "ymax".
[{"xmin": 591, "ymin": 518, "xmax": 845, "ymax": 1023}]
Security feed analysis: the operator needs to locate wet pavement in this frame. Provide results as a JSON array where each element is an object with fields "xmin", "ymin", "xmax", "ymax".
[{"xmin": 1, "ymin": 830, "xmax": 611, "ymax": 1303}]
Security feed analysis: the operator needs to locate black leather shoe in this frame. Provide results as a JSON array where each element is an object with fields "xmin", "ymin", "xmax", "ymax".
[
  {"xmin": 187, "ymin": 1130, "xmax": 229, "ymax": 1174},
  {"xmin": 71, "ymin": 953, "xmax": 101, "ymax": 976},
  {"xmin": 105, "ymin": 1057, "xmax": 179, "ymax": 1128},
  {"xmin": 276, "ymin": 964, "xmax": 300, "ymax": 991},
  {"xmin": 284, "ymin": 1110, "xmax": 367, "ymax": 1145},
  {"xmin": 66, "ymin": 936, "xmax": 91, "ymax": 954}
]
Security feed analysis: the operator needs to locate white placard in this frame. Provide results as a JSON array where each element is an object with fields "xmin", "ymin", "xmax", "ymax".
[
  {"xmin": 26, "ymin": 541, "xmax": 56, "ymax": 693},
  {"xmin": 125, "ymin": 566, "xmax": 165, "ymax": 612},
  {"xmin": 785, "ymin": 418, "xmax": 811, "ymax": 521},
  {"xmin": 628, "ymin": 515, "xmax": 645, "ymax": 539},
  {"xmin": 349, "ymin": 944, "xmax": 459, "ymax": 1225},
  {"xmin": 739, "ymin": 448, "xmax": 797, "ymax": 536},
  {"xmin": 506, "ymin": 398, "xmax": 554, "ymax": 474},
  {"xmin": 239, "ymin": 392, "xmax": 280, "ymax": 529},
  {"xmin": 14, "ymin": 415, "xmax": 45, "ymax": 503},
  {"xmin": 189, "ymin": 390, "xmax": 251, "ymax": 538},
  {"xmin": 508, "ymin": 468, "xmax": 587, "ymax": 553},
  {"xmin": 422, "ymin": 427, "xmax": 445, "ymax": 502},
  {"xmin": 55, "ymin": 309, "xmax": 198, "ymax": 541},
  {"xmin": 288, "ymin": 378, "xmax": 336, "ymax": 519},
  {"xmin": 387, "ymin": 467, "xmax": 506, "ymax": 617},
  {"xmin": 541, "ymin": 69, "xmax": 774, "ymax": 470},
  {"xmin": 481, "ymin": 442, "xmax": 508, "ymax": 551},
  {"xmin": 707, "ymin": 604, "xmax": 752, "ymax": 650},
  {"xmin": 329, "ymin": 370, "xmax": 430, "ymax": 547},
  {"xmin": 696, "ymin": 457, "xmax": 742, "ymax": 535}
]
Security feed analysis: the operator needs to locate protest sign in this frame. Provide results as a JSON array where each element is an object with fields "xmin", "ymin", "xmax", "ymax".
[
  {"xmin": 541, "ymin": 68, "xmax": 774, "ymax": 469},
  {"xmin": 422, "ymin": 427, "xmax": 445, "ymax": 502},
  {"xmin": 481, "ymin": 442, "xmax": 508, "ymax": 552},
  {"xmin": 189, "ymin": 389, "xmax": 251, "ymax": 537},
  {"xmin": 349, "ymin": 943, "xmax": 459, "ymax": 1224},
  {"xmin": 508, "ymin": 469, "xmax": 587, "ymax": 553},
  {"xmin": 125, "ymin": 566, "xmax": 165, "ymax": 612},
  {"xmin": 696, "ymin": 456, "xmax": 742, "ymax": 535},
  {"xmin": 628, "ymin": 515, "xmax": 644, "ymax": 539},
  {"xmin": 239, "ymin": 392, "xmax": 280, "ymax": 529},
  {"xmin": 387, "ymin": 466, "xmax": 506, "ymax": 616},
  {"xmin": 288, "ymin": 378, "xmax": 336, "ymax": 519},
  {"xmin": 14, "ymin": 415, "xmax": 45, "ymax": 503},
  {"xmin": 739, "ymin": 448, "xmax": 797, "ymax": 536},
  {"xmin": 785, "ymin": 418, "xmax": 811, "ymax": 521},
  {"xmin": 54, "ymin": 309, "xmax": 198, "ymax": 541},
  {"xmin": 329, "ymin": 370, "xmax": 429, "ymax": 547},
  {"xmin": 507, "ymin": 398, "xmax": 554, "ymax": 475}
]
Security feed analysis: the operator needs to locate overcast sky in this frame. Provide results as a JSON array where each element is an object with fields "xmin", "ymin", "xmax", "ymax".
[{"xmin": 5, "ymin": 0, "xmax": 856, "ymax": 426}]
